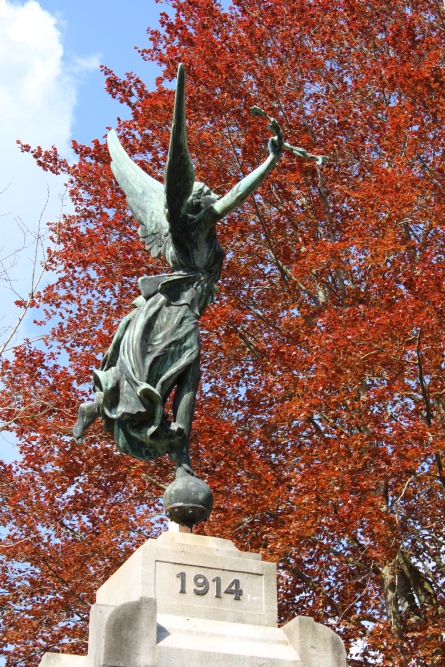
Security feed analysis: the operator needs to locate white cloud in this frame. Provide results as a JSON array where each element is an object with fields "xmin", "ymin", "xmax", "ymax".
[
  {"xmin": 0, "ymin": 0, "xmax": 99, "ymax": 350},
  {"xmin": 0, "ymin": 0, "xmax": 99, "ymax": 153}
]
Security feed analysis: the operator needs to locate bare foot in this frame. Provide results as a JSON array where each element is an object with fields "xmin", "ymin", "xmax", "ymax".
[{"xmin": 73, "ymin": 401, "xmax": 99, "ymax": 444}]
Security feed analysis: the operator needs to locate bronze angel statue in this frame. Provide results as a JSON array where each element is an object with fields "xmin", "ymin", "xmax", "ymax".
[{"xmin": 73, "ymin": 64, "xmax": 326, "ymax": 481}]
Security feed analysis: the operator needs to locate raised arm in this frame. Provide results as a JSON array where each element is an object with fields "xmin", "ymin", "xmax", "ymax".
[{"xmin": 196, "ymin": 137, "xmax": 282, "ymax": 230}]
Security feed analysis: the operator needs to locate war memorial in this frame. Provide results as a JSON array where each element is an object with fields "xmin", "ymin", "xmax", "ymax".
[{"xmin": 39, "ymin": 65, "xmax": 347, "ymax": 667}]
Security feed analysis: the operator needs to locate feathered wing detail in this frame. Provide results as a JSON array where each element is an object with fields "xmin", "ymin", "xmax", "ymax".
[
  {"xmin": 107, "ymin": 129, "xmax": 169, "ymax": 258},
  {"xmin": 164, "ymin": 64, "xmax": 195, "ymax": 230}
]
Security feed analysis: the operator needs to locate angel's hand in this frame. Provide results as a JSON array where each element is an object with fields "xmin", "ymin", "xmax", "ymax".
[
  {"xmin": 250, "ymin": 106, "xmax": 283, "ymax": 159},
  {"xmin": 268, "ymin": 135, "xmax": 283, "ymax": 158}
]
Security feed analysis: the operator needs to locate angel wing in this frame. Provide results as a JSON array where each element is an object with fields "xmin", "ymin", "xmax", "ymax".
[
  {"xmin": 107, "ymin": 129, "xmax": 169, "ymax": 258},
  {"xmin": 163, "ymin": 63, "xmax": 195, "ymax": 227},
  {"xmin": 108, "ymin": 65, "xmax": 195, "ymax": 253}
]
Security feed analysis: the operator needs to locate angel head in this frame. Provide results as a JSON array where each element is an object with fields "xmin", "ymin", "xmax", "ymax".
[{"xmin": 186, "ymin": 182, "xmax": 219, "ymax": 219}]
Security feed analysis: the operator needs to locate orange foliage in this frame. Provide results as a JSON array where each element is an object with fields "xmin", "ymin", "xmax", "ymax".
[{"xmin": 1, "ymin": 1, "xmax": 445, "ymax": 665}]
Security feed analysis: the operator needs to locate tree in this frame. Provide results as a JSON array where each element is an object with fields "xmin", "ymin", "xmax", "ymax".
[
  {"xmin": 1, "ymin": 0, "xmax": 445, "ymax": 664},
  {"xmin": 0, "ymin": 185, "xmax": 66, "ymax": 355}
]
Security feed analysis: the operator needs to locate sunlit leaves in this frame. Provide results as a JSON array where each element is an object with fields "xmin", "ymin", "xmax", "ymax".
[{"xmin": 1, "ymin": 1, "xmax": 445, "ymax": 665}]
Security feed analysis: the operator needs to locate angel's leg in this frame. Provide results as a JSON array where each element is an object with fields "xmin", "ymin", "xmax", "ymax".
[
  {"xmin": 73, "ymin": 401, "xmax": 100, "ymax": 444},
  {"xmin": 170, "ymin": 358, "xmax": 200, "ymax": 477}
]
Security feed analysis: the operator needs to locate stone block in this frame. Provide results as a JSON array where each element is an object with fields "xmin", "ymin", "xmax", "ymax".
[
  {"xmin": 103, "ymin": 597, "xmax": 157, "ymax": 667},
  {"xmin": 86, "ymin": 604, "xmax": 114, "ymax": 667},
  {"xmin": 282, "ymin": 615, "xmax": 347, "ymax": 667},
  {"xmin": 96, "ymin": 532, "xmax": 276, "ymax": 627},
  {"xmin": 39, "ymin": 653, "xmax": 86, "ymax": 667},
  {"xmin": 38, "ymin": 531, "xmax": 347, "ymax": 667},
  {"xmin": 155, "ymin": 613, "xmax": 299, "ymax": 667}
]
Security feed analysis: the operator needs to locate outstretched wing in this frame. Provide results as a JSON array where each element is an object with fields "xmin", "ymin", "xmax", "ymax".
[
  {"xmin": 107, "ymin": 129, "xmax": 169, "ymax": 258},
  {"xmin": 164, "ymin": 63, "xmax": 195, "ymax": 228}
]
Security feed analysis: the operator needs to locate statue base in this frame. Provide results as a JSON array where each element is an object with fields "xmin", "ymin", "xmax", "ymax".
[
  {"xmin": 163, "ymin": 475, "xmax": 213, "ymax": 527},
  {"xmin": 38, "ymin": 531, "xmax": 347, "ymax": 667}
]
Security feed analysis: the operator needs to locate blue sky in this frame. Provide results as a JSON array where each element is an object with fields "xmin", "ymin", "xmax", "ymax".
[{"xmin": 36, "ymin": 0, "xmax": 166, "ymax": 143}]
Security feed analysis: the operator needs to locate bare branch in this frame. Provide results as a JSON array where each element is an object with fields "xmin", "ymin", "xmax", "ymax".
[{"xmin": 0, "ymin": 186, "xmax": 68, "ymax": 356}]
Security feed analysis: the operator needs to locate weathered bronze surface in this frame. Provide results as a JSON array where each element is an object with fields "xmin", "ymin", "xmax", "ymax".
[
  {"xmin": 73, "ymin": 64, "xmax": 285, "ymax": 487},
  {"xmin": 163, "ymin": 475, "xmax": 213, "ymax": 527}
]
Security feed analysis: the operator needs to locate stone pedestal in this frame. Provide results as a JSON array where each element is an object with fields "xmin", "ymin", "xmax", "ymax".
[{"xmin": 39, "ymin": 531, "xmax": 346, "ymax": 667}]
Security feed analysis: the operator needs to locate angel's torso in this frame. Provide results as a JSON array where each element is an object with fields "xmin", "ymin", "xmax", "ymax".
[
  {"xmin": 166, "ymin": 222, "xmax": 223, "ymax": 277},
  {"xmin": 163, "ymin": 222, "xmax": 224, "ymax": 316}
]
